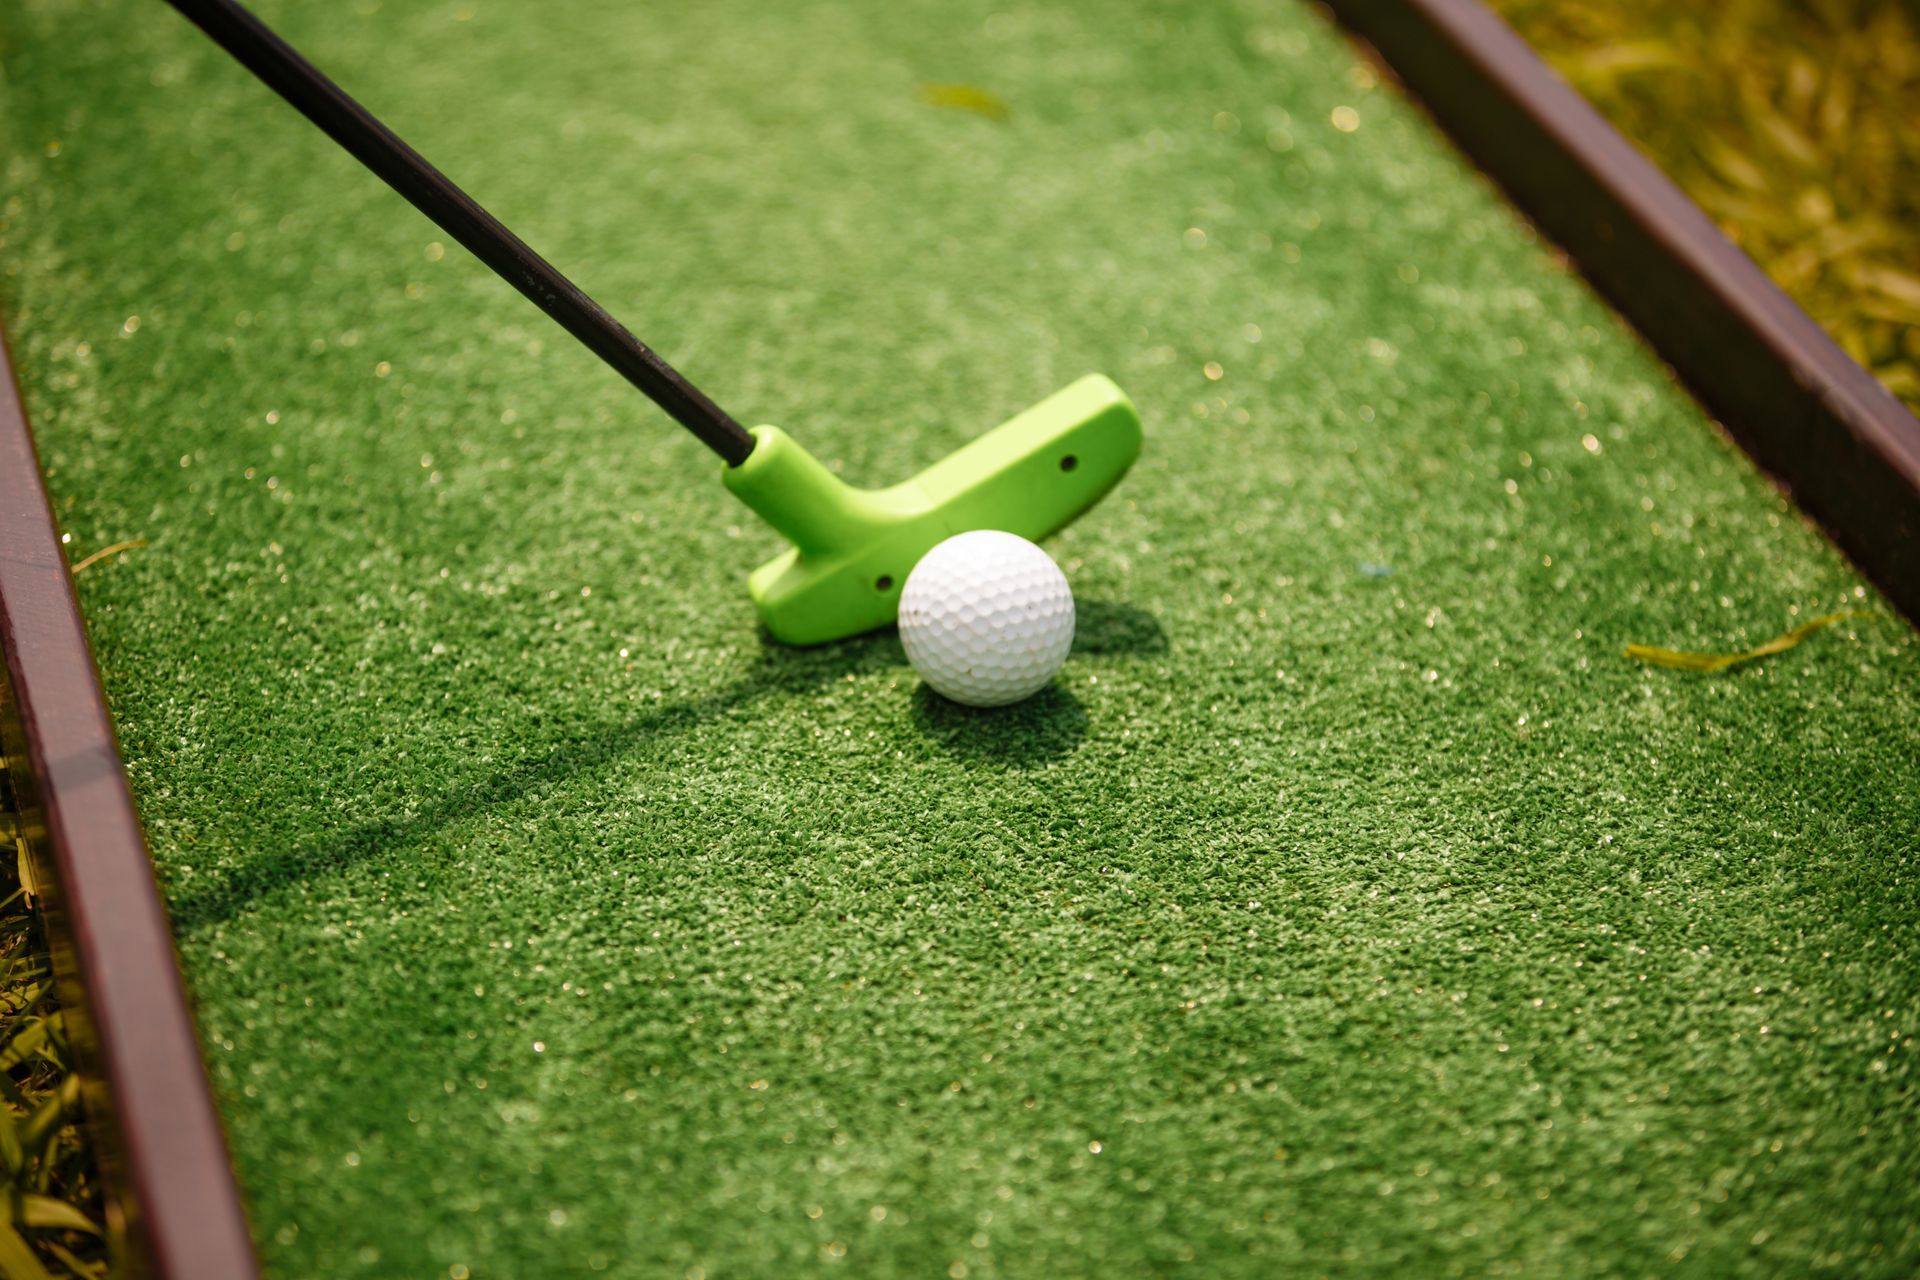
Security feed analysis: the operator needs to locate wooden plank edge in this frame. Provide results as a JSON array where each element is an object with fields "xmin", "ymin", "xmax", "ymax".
[
  {"xmin": 1323, "ymin": 0, "xmax": 1920, "ymax": 622},
  {"xmin": 0, "ymin": 314, "xmax": 259, "ymax": 1280}
]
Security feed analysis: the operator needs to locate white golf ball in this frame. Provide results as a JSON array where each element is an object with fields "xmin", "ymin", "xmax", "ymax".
[{"xmin": 898, "ymin": 530, "xmax": 1075, "ymax": 707}]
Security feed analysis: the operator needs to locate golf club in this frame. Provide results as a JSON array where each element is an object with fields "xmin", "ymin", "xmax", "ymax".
[{"xmin": 163, "ymin": 0, "xmax": 1143, "ymax": 644}]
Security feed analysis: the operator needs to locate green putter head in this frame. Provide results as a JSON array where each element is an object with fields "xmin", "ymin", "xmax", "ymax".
[{"xmin": 721, "ymin": 374, "xmax": 1142, "ymax": 645}]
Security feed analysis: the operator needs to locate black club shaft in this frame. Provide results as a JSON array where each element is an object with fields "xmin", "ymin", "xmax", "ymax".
[{"xmin": 164, "ymin": 0, "xmax": 757, "ymax": 466}]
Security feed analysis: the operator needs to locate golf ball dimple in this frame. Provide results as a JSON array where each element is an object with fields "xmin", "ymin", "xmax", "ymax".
[{"xmin": 898, "ymin": 530, "xmax": 1075, "ymax": 707}]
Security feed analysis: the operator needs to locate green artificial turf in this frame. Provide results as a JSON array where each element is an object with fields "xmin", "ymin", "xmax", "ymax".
[{"xmin": 3, "ymin": 0, "xmax": 1919, "ymax": 1275}]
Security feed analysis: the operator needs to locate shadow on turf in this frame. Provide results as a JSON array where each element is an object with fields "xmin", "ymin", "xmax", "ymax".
[
  {"xmin": 1073, "ymin": 599, "xmax": 1168, "ymax": 656},
  {"xmin": 907, "ymin": 599, "xmax": 1160, "ymax": 764},
  {"xmin": 166, "ymin": 601, "xmax": 1165, "ymax": 930},
  {"xmin": 166, "ymin": 634, "xmax": 895, "ymax": 931},
  {"xmin": 911, "ymin": 681, "xmax": 1087, "ymax": 764}
]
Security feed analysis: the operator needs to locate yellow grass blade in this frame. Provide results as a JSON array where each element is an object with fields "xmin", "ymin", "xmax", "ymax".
[
  {"xmin": 67, "ymin": 538, "xmax": 146, "ymax": 576},
  {"xmin": 1625, "ymin": 610, "xmax": 1871, "ymax": 673},
  {"xmin": 917, "ymin": 83, "xmax": 1009, "ymax": 120}
]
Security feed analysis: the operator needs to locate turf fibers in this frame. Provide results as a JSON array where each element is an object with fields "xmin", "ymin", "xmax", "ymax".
[{"xmin": 2, "ymin": 0, "xmax": 1919, "ymax": 1275}]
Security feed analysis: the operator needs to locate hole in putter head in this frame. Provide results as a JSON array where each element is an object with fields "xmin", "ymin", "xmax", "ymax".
[
  {"xmin": 1060, "ymin": 454, "xmax": 1079, "ymax": 472},
  {"xmin": 875, "ymin": 575, "xmax": 894, "ymax": 592}
]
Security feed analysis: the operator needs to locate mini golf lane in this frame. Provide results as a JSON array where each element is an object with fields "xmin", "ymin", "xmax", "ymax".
[{"xmin": 2, "ymin": 0, "xmax": 1917, "ymax": 1274}]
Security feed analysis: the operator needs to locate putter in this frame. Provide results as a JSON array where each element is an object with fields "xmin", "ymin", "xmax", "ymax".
[{"xmin": 164, "ymin": 0, "xmax": 1142, "ymax": 645}]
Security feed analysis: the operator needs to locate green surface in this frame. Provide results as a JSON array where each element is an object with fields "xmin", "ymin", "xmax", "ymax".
[
  {"xmin": 3, "ymin": 0, "xmax": 1919, "ymax": 1275},
  {"xmin": 725, "ymin": 375, "xmax": 1140, "ymax": 644}
]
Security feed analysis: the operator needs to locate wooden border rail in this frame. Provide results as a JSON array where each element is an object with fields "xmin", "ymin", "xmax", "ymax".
[
  {"xmin": 1324, "ymin": 0, "xmax": 1920, "ymax": 623},
  {"xmin": 0, "ymin": 318, "xmax": 259, "ymax": 1278}
]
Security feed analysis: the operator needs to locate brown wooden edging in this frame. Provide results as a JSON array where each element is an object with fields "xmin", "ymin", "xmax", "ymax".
[
  {"xmin": 1324, "ymin": 0, "xmax": 1920, "ymax": 623},
  {"xmin": 0, "ymin": 319, "xmax": 259, "ymax": 1278},
  {"xmin": 0, "ymin": 2, "xmax": 1916, "ymax": 1275}
]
